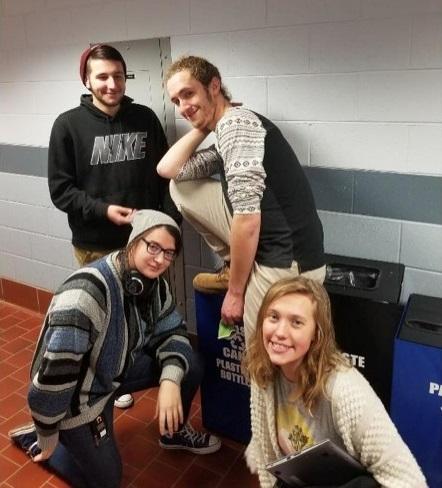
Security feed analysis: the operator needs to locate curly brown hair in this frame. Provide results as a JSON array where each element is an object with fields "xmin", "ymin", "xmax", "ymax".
[
  {"xmin": 243, "ymin": 276, "xmax": 348, "ymax": 413},
  {"xmin": 166, "ymin": 55, "xmax": 231, "ymax": 101}
]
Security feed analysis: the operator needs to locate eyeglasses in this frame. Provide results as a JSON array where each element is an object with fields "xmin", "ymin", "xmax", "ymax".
[{"xmin": 141, "ymin": 238, "xmax": 176, "ymax": 262}]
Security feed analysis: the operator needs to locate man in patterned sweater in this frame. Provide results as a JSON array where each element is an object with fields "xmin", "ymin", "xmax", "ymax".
[{"xmin": 157, "ymin": 56, "xmax": 325, "ymax": 343}]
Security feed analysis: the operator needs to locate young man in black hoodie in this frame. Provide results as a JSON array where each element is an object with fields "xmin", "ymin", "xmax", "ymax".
[{"xmin": 48, "ymin": 44, "xmax": 180, "ymax": 409}]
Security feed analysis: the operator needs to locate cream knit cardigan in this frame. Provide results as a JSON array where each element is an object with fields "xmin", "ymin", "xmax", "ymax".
[{"xmin": 245, "ymin": 367, "xmax": 427, "ymax": 488}]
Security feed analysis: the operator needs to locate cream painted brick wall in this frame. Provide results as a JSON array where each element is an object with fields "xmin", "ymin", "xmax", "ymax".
[
  {"xmin": 0, "ymin": 83, "xmax": 38, "ymax": 114},
  {"xmin": 361, "ymin": 0, "xmax": 442, "ymax": 19},
  {"xmin": 34, "ymin": 81, "xmax": 85, "ymax": 115},
  {"xmin": 126, "ymin": 0, "xmax": 190, "ymax": 39},
  {"xmin": 70, "ymin": 1, "xmax": 128, "ymax": 44},
  {"xmin": 0, "ymin": 200, "xmax": 49, "ymax": 234},
  {"xmin": 229, "ymin": 26, "xmax": 309, "ymax": 75},
  {"xmin": 401, "ymin": 222, "xmax": 442, "ymax": 273},
  {"xmin": 411, "ymin": 14, "xmax": 442, "ymax": 68},
  {"xmin": 0, "ymin": 114, "xmax": 55, "ymax": 146},
  {"xmin": 24, "ymin": 9, "xmax": 75, "ymax": 47},
  {"xmin": 310, "ymin": 123, "xmax": 409, "ymax": 171},
  {"xmin": 407, "ymin": 125, "xmax": 442, "ymax": 175},
  {"xmin": 0, "ymin": 14, "xmax": 27, "ymax": 49},
  {"xmin": 0, "ymin": 227, "xmax": 32, "ymax": 258},
  {"xmin": 268, "ymin": 74, "xmax": 358, "ymax": 121},
  {"xmin": 171, "ymin": 32, "xmax": 234, "ymax": 75},
  {"xmin": 266, "ymin": 0, "xmax": 361, "ymax": 25},
  {"xmin": 309, "ymin": 17, "xmax": 412, "ymax": 72},
  {"xmin": 319, "ymin": 211, "xmax": 402, "ymax": 262},
  {"xmin": 1, "ymin": 0, "xmax": 45, "ymax": 16},
  {"xmin": 0, "ymin": 174, "xmax": 52, "ymax": 207},
  {"xmin": 30, "ymin": 233, "xmax": 75, "ymax": 268},
  {"xmin": 0, "ymin": 0, "xmax": 441, "ymax": 295},
  {"xmin": 358, "ymin": 71, "xmax": 442, "ymax": 122},
  {"xmin": 0, "ymin": 172, "xmax": 75, "ymax": 289},
  {"xmin": 47, "ymin": 207, "xmax": 72, "ymax": 240},
  {"xmin": 190, "ymin": 0, "xmax": 266, "ymax": 33},
  {"xmin": 13, "ymin": 255, "xmax": 73, "ymax": 291},
  {"xmin": 224, "ymin": 77, "xmax": 268, "ymax": 115}
]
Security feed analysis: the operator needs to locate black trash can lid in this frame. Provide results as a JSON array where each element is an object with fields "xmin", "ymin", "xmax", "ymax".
[
  {"xmin": 324, "ymin": 254, "xmax": 404, "ymax": 304},
  {"xmin": 399, "ymin": 294, "xmax": 442, "ymax": 348}
]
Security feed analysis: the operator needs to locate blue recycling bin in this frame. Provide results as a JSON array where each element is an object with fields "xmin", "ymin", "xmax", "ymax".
[
  {"xmin": 390, "ymin": 294, "xmax": 442, "ymax": 488},
  {"xmin": 195, "ymin": 291, "xmax": 251, "ymax": 444}
]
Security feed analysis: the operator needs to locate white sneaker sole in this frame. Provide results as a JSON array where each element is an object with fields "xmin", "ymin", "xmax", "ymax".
[
  {"xmin": 8, "ymin": 422, "xmax": 35, "ymax": 439},
  {"xmin": 114, "ymin": 395, "xmax": 134, "ymax": 409},
  {"xmin": 158, "ymin": 439, "xmax": 221, "ymax": 455}
]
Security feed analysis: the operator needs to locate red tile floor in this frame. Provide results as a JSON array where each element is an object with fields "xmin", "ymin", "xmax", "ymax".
[{"xmin": 0, "ymin": 300, "xmax": 260, "ymax": 488}]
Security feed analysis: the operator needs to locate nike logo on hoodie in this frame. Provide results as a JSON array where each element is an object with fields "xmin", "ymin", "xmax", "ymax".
[{"xmin": 90, "ymin": 132, "xmax": 147, "ymax": 165}]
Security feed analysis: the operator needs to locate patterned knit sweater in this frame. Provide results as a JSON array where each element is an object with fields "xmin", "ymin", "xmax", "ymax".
[
  {"xmin": 176, "ymin": 106, "xmax": 324, "ymax": 272},
  {"xmin": 245, "ymin": 367, "xmax": 427, "ymax": 488},
  {"xmin": 28, "ymin": 254, "xmax": 192, "ymax": 453}
]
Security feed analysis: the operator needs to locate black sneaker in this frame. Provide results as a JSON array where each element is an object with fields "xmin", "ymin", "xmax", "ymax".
[
  {"xmin": 8, "ymin": 422, "xmax": 41, "ymax": 457},
  {"xmin": 159, "ymin": 423, "xmax": 221, "ymax": 454}
]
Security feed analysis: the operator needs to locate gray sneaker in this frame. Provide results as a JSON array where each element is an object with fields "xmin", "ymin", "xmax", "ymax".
[{"xmin": 159, "ymin": 423, "xmax": 221, "ymax": 454}]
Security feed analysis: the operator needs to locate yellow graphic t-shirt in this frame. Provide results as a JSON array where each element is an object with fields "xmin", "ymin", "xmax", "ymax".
[{"xmin": 275, "ymin": 371, "xmax": 344, "ymax": 456}]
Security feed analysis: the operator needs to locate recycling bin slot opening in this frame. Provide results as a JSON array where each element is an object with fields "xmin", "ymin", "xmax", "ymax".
[
  {"xmin": 406, "ymin": 319, "xmax": 442, "ymax": 334},
  {"xmin": 325, "ymin": 263, "xmax": 379, "ymax": 290}
]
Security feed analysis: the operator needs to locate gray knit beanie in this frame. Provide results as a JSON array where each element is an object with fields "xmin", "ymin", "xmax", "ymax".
[{"xmin": 128, "ymin": 210, "xmax": 180, "ymax": 244}]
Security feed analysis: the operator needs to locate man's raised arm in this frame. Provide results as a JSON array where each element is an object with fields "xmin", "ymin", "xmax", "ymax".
[{"xmin": 157, "ymin": 128, "xmax": 209, "ymax": 179}]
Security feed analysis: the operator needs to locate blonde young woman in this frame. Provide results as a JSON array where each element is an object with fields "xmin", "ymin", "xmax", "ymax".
[{"xmin": 243, "ymin": 277, "xmax": 426, "ymax": 488}]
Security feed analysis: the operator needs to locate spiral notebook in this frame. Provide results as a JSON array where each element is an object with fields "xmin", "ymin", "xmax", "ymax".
[{"xmin": 266, "ymin": 439, "xmax": 367, "ymax": 487}]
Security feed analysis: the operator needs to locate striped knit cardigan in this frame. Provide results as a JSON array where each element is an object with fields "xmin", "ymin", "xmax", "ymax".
[{"xmin": 28, "ymin": 253, "xmax": 192, "ymax": 453}]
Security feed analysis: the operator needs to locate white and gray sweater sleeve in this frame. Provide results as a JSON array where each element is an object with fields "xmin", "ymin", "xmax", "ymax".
[
  {"xmin": 28, "ymin": 271, "xmax": 107, "ymax": 453},
  {"xmin": 150, "ymin": 278, "xmax": 193, "ymax": 386},
  {"xmin": 331, "ymin": 368, "xmax": 428, "ymax": 488},
  {"xmin": 175, "ymin": 145, "xmax": 222, "ymax": 181},
  {"xmin": 215, "ymin": 108, "xmax": 267, "ymax": 214}
]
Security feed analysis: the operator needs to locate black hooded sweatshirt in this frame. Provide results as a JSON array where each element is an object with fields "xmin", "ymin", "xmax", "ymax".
[{"xmin": 48, "ymin": 95, "xmax": 180, "ymax": 250}]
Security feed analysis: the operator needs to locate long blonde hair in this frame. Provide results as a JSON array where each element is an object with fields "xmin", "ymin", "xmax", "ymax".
[{"xmin": 243, "ymin": 276, "xmax": 347, "ymax": 413}]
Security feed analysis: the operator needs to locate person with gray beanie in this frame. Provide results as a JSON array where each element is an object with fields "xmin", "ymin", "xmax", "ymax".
[{"xmin": 8, "ymin": 209, "xmax": 221, "ymax": 488}]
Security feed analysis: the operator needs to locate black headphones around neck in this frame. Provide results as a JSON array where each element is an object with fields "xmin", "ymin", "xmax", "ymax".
[
  {"xmin": 119, "ymin": 251, "xmax": 156, "ymax": 297},
  {"xmin": 123, "ymin": 269, "xmax": 146, "ymax": 296}
]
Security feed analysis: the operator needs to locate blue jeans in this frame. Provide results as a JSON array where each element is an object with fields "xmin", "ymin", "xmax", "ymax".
[{"xmin": 45, "ymin": 350, "xmax": 203, "ymax": 488}]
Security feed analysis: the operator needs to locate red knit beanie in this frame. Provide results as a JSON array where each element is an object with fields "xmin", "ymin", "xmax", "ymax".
[
  {"xmin": 79, "ymin": 44, "xmax": 101, "ymax": 86},
  {"xmin": 79, "ymin": 44, "xmax": 128, "ymax": 87}
]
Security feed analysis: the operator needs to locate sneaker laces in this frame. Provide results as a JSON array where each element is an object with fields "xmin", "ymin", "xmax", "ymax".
[
  {"xmin": 27, "ymin": 441, "xmax": 41, "ymax": 458},
  {"xmin": 181, "ymin": 424, "xmax": 206, "ymax": 445}
]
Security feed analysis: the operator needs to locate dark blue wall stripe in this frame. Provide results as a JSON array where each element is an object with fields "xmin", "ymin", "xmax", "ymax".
[
  {"xmin": 304, "ymin": 166, "xmax": 442, "ymax": 226},
  {"xmin": 1, "ymin": 144, "xmax": 441, "ymax": 226},
  {"xmin": 353, "ymin": 171, "xmax": 442, "ymax": 225},
  {"xmin": 0, "ymin": 144, "xmax": 48, "ymax": 177}
]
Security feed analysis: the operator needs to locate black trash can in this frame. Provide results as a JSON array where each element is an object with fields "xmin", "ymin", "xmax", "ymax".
[
  {"xmin": 324, "ymin": 254, "xmax": 404, "ymax": 409},
  {"xmin": 390, "ymin": 294, "xmax": 442, "ymax": 488}
]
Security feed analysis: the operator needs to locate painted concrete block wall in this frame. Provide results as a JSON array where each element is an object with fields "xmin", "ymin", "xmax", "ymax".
[
  {"xmin": 0, "ymin": 0, "xmax": 441, "ymax": 332},
  {"xmin": 0, "ymin": 172, "xmax": 76, "ymax": 290}
]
